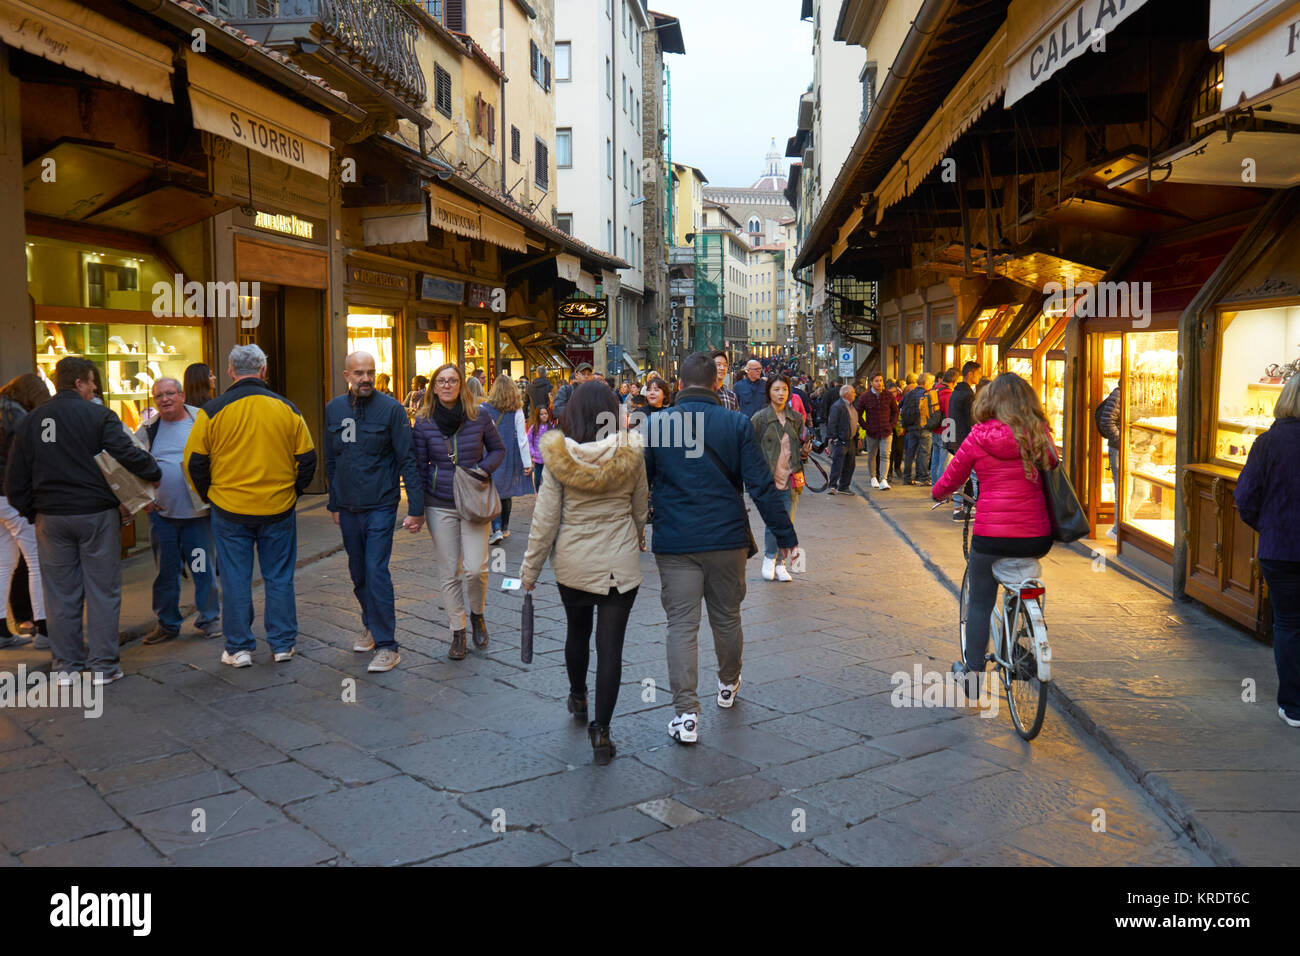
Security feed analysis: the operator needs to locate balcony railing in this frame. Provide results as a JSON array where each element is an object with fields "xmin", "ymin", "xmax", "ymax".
[{"xmin": 217, "ymin": 0, "xmax": 426, "ymax": 107}]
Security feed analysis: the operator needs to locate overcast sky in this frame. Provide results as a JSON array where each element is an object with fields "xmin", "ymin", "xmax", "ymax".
[{"xmin": 665, "ymin": 1, "xmax": 814, "ymax": 188}]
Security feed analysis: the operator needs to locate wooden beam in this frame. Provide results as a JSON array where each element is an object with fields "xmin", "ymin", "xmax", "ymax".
[{"xmin": 980, "ymin": 137, "xmax": 995, "ymax": 278}]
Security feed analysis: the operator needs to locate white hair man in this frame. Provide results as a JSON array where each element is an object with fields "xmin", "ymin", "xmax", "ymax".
[
  {"xmin": 136, "ymin": 377, "xmax": 220, "ymax": 645},
  {"xmin": 183, "ymin": 344, "xmax": 316, "ymax": 668}
]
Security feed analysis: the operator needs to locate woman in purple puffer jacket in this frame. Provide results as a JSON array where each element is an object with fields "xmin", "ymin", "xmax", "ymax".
[
  {"xmin": 933, "ymin": 373, "xmax": 1059, "ymax": 689},
  {"xmin": 412, "ymin": 363, "xmax": 504, "ymax": 661},
  {"xmin": 1234, "ymin": 374, "xmax": 1300, "ymax": 728}
]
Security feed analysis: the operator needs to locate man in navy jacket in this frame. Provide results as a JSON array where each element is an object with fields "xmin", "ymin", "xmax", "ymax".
[
  {"xmin": 733, "ymin": 357, "xmax": 768, "ymax": 420},
  {"xmin": 325, "ymin": 352, "xmax": 424, "ymax": 673},
  {"xmin": 646, "ymin": 352, "xmax": 797, "ymax": 746}
]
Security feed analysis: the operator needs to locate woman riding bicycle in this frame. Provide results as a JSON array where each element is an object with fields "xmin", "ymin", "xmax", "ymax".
[{"xmin": 932, "ymin": 372, "xmax": 1057, "ymax": 693}]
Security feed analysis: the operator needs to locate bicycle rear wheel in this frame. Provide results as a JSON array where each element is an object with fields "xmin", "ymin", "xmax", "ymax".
[
  {"xmin": 803, "ymin": 454, "xmax": 829, "ymax": 493},
  {"xmin": 1005, "ymin": 599, "xmax": 1048, "ymax": 740},
  {"xmin": 958, "ymin": 567, "xmax": 971, "ymax": 667}
]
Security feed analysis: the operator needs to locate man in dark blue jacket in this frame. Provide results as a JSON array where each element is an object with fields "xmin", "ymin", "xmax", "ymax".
[
  {"xmin": 646, "ymin": 352, "xmax": 797, "ymax": 746},
  {"xmin": 325, "ymin": 352, "xmax": 425, "ymax": 673},
  {"xmin": 733, "ymin": 357, "xmax": 768, "ymax": 420}
]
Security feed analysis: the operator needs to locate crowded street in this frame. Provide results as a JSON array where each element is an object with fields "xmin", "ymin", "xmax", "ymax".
[{"xmin": 6, "ymin": 465, "xmax": 1283, "ymax": 866}]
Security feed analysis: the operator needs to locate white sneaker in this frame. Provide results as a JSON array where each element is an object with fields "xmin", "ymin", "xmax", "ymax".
[
  {"xmin": 774, "ymin": 564, "xmax": 793, "ymax": 582},
  {"xmin": 761, "ymin": 556, "xmax": 776, "ymax": 580},
  {"xmin": 1280, "ymin": 707, "xmax": 1300, "ymax": 728},
  {"xmin": 668, "ymin": 713, "xmax": 699, "ymax": 744},
  {"xmin": 717, "ymin": 677, "xmax": 741, "ymax": 709},
  {"xmin": 221, "ymin": 650, "xmax": 252, "ymax": 668},
  {"xmin": 488, "ymin": 530, "xmax": 504, "ymax": 545},
  {"xmin": 93, "ymin": 667, "xmax": 125, "ymax": 686},
  {"xmin": 879, "ymin": 479, "xmax": 891, "ymax": 491},
  {"xmin": 353, "ymin": 628, "xmax": 375, "ymax": 653},
  {"xmin": 870, "ymin": 477, "xmax": 880, "ymax": 489},
  {"xmin": 273, "ymin": 648, "xmax": 295, "ymax": 663}
]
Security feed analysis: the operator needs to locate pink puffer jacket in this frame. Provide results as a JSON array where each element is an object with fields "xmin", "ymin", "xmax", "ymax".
[{"xmin": 932, "ymin": 420, "xmax": 1057, "ymax": 538}]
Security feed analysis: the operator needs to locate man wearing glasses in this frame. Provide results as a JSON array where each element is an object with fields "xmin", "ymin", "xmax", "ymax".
[{"xmin": 136, "ymin": 378, "xmax": 221, "ymax": 645}]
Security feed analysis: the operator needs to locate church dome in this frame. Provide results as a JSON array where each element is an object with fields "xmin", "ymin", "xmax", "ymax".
[{"xmin": 751, "ymin": 137, "xmax": 787, "ymax": 191}]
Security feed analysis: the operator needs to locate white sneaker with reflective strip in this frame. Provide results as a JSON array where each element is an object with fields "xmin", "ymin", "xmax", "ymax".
[
  {"xmin": 871, "ymin": 477, "xmax": 880, "ymax": 489},
  {"xmin": 717, "ymin": 677, "xmax": 741, "ymax": 709},
  {"xmin": 668, "ymin": 713, "xmax": 699, "ymax": 744}
]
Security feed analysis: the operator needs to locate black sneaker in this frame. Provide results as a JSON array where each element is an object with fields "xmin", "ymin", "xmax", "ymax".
[{"xmin": 0, "ymin": 632, "xmax": 32, "ymax": 649}]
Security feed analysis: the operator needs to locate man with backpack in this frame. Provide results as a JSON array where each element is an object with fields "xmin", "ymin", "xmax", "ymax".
[
  {"xmin": 927, "ymin": 369, "xmax": 956, "ymax": 484},
  {"xmin": 900, "ymin": 373, "xmax": 933, "ymax": 485}
]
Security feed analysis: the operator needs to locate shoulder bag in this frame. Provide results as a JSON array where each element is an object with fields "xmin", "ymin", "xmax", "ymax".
[
  {"xmin": 449, "ymin": 427, "xmax": 501, "ymax": 523},
  {"xmin": 1040, "ymin": 462, "xmax": 1088, "ymax": 543}
]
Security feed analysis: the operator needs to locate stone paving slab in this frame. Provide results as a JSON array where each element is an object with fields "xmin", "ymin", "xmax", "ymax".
[
  {"xmin": 0, "ymin": 483, "xmax": 1227, "ymax": 865},
  {"xmin": 853, "ymin": 471, "xmax": 1300, "ymax": 865}
]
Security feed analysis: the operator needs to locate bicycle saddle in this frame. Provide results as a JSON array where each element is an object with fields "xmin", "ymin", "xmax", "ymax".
[{"xmin": 992, "ymin": 557, "xmax": 1043, "ymax": 590}]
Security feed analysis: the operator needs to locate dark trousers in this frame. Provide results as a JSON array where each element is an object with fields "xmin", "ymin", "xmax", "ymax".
[
  {"xmin": 492, "ymin": 498, "xmax": 513, "ymax": 534},
  {"xmin": 35, "ymin": 510, "xmax": 121, "ymax": 674},
  {"xmin": 559, "ymin": 583, "xmax": 638, "ymax": 727},
  {"xmin": 339, "ymin": 507, "xmax": 398, "ymax": 649},
  {"xmin": 1263, "ymin": 559, "xmax": 1300, "ymax": 718},
  {"xmin": 531, "ymin": 464, "xmax": 544, "ymax": 493},
  {"xmin": 890, "ymin": 430, "xmax": 905, "ymax": 476},
  {"xmin": 828, "ymin": 439, "xmax": 856, "ymax": 491},
  {"xmin": 903, "ymin": 428, "xmax": 931, "ymax": 481}
]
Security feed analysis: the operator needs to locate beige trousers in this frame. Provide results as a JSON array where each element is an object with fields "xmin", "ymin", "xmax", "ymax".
[{"xmin": 426, "ymin": 506, "xmax": 491, "ymax": 631}]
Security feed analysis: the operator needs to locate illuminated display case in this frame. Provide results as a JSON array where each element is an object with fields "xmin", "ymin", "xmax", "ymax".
[
  {"xmin": 1123, "ymin": 331, "xmax": 1179, "ymax": 544},
  {"xmin": 462, "ymin": 321, "xmax": 490, "ymax": 379},
  {"xmin": 27, "ymin": 238, "xmax": 206, "ymax": 431},
  {"xmin": 1213, "ymin": 305, "xmax": 1298, "ymax": 466},
  {"xmin": 346, "ymin": 308, "xmax": 396, "ymax": 389}
]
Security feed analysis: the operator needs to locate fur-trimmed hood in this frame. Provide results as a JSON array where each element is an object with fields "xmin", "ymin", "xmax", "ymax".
[{"xmin": 540, "ymin": 427, "xmax": 645, "ymax": 493}]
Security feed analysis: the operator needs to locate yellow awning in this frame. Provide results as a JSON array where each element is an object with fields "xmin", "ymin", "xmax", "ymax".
[
  {"xmin": 876, "ymin": 23, "xmax": 1009, "ymax": 223},
  {"xmin": 0, "ymin": 0, "xmax": 173, "ymax": 103},
  {"xmin": 480, "ymin": 209, "xmax": 527, "ymax": 253},
  {"xmin": 185, "ymin": 51, "xmax": 332, "ymax": 179},
  {"xmin": 428, "ymin": 184, "xmax": 483, "ymax": 241}
]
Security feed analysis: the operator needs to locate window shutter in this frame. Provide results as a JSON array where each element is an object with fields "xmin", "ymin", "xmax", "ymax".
[
  {"xmin": 445, "ymin": 0, "xmax": 464, "ymax": 32},
  {"xmin": 530, "ymin": 41, "xmax": 538, "ymax": 81},
  {"xmin": 487, "ymin": 105, "xmax": 496, "ymax": 146},
  {"xmin": 544, "ymin": 56, "xmax": 551, "ymax": 91},
  {"xmin": 511, "ymin": 126, "xmax": 521, "ymax": 163}
]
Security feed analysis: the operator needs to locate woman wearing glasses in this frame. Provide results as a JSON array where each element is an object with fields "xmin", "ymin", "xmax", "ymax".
[{"xmin": 412, "ymin": 364, "xmax": 505, "ymax": 660}]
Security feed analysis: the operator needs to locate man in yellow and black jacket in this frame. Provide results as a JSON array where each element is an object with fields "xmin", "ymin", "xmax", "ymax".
[{"xmin": 184, "ymin": 344, "xmax": 316, "ymax": 670}]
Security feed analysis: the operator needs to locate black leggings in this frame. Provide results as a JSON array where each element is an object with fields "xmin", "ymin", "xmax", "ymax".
[
  {"xmin": 559, "ymin": 583, "xmax": 638, "ymax": 726},
  {"xmin": 499, "ymin": 497, "xmax": 512, "ymax": 532}
]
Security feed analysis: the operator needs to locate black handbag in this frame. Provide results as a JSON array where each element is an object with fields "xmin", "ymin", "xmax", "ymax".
[
  {"xmin": 520, "ymin": 591, "xmax": 534, "ymax": 664},
  {"xmin": 702, "ymin": 445, "xmax": 759, "ymax": 559},
  {"xmin": 1040, "ymin": 463, "xmax": 1089, "ymax": 543}
]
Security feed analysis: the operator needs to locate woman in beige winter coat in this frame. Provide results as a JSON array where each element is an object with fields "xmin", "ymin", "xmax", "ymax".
[{"xmin": 520, "ymin": 381, "xmax": 648, "ymax": 766}]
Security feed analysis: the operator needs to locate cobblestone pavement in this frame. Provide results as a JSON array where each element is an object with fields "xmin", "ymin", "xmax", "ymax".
[{"xmin": 0, "ymin": 483, "xmax": 1210, "ymax": 866}]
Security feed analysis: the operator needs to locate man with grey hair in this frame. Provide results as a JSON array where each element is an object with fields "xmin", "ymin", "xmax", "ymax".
[
  {"xmin": 825, "ymin": 384, "xmax": 857, "ymax": 495},
  {"xmin": 136, "ymin": 377, "xmax": 220, "ymax": 645},
  {"xmin": 184, "ymin": 344, "xmax": 316, "ymax": 668}
]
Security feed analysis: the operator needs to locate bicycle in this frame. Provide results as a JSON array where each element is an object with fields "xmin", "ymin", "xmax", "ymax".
[{"xmin": 935, "ymin": 488, "xmax": 1053, "ymax": 740}]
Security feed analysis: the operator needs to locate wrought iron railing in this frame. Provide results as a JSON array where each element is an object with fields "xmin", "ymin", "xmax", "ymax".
[{"xmin": 217, "ymin": 0, "xmax": 426, "ymax": 106}]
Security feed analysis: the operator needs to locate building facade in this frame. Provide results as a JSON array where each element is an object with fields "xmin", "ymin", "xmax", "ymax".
[{"xmin": 554, "ymin": 0, "xmax": 650, "ymax": 378}]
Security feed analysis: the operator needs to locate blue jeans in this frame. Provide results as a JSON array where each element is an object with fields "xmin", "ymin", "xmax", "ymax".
[
  {"xmin": 929, "ymin": 439, "xmax": 949, "ymax": 485},
  {"xmin": 339, "ymin": 507, "xmax": 398, "ymax": 649},
  {"xmin": 763, "ymin": 485, "xmax": 797, "ymax": 560},
  {"xmin": 532, "ymin": 463, "xmax": 544, "ymax": 493},
  {"xmin": 1262, "ymin": 559, "xmax": 1300, "ymax": 719},
  {"xmin": 148, "ymin": 511, "xmax": 220, "ymax": 634},
  {"xmin": 211, "ymin": 509, "xmax": 298, "ymax": 654}
]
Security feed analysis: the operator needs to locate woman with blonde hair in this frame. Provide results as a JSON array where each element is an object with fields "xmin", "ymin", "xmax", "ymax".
[
  {"xmin": 412, "ymin": 364, "xmax": 504, "ymax": 659},
  {"xmin": 480, "ymin": 374, "xmax": 534, "ymax": 544},
  {"xmin": 1235, "ymin": 373, "xmax": 1300, "ymax": 727},
  {"xmin": 932, "ymin": 372, "xmax": 1058, "ymax": 692}
]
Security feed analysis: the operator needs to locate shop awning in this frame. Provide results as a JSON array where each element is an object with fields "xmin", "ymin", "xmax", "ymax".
[
  {"xmin": 1111, "ymin": 130, "xmax": 1300, "ymax": 189},
  {"xmin": 185, "ymin": 51, "xmax": 332, "ymax": 179},
  {"xmin": 556, "ymin": 252, "xmax": 582, "ymax": 283},
  {"xmin": 1004, "ymin": 0, "xmax": 1151, "ymax": 107},
  {"xmin": 0, "ymin": 0, "xmax": 174, "ymax": 103},
  {"xmin": 811, "ymin": 257, "xmax": 826, "ymax": 310},
  {"xmin": 361, "ymin": 205, "xmax": 428, "ymax": 246},
  {"xmin": 602, "ymin": 270, "xmax": 622, "ymax": 300},
  {"xmin": 480, "ymin": 209, "xmax": 528, "ymax": 253},
  {"xmin": 428, "ymin": 184, "xmax": 482, "ymax": 241},
  {"xmin": 875, "ymin": 23, "xmax": 1008, "ymax": 222},
  {"xmin": 1204, "ymin": 1, "xmax": 1300, "ymax": 124},
  {"xmin": 622, "ymin": 352, "xmax": 644, "ymax": 377}
]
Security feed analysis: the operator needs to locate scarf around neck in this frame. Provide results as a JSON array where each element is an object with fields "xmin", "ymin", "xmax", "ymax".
[{"xmin": 433, "ymin": 398, "xmax": 466, "ymax": 439}]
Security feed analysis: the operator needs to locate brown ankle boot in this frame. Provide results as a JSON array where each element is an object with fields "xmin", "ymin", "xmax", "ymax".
[
  {"xmin": 470, "ymin": 613, "xmax": 488, "ymax": 649},
  {"xmin": 448, "ymin": 628, "xmax": 467, "ymax": 660}
]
